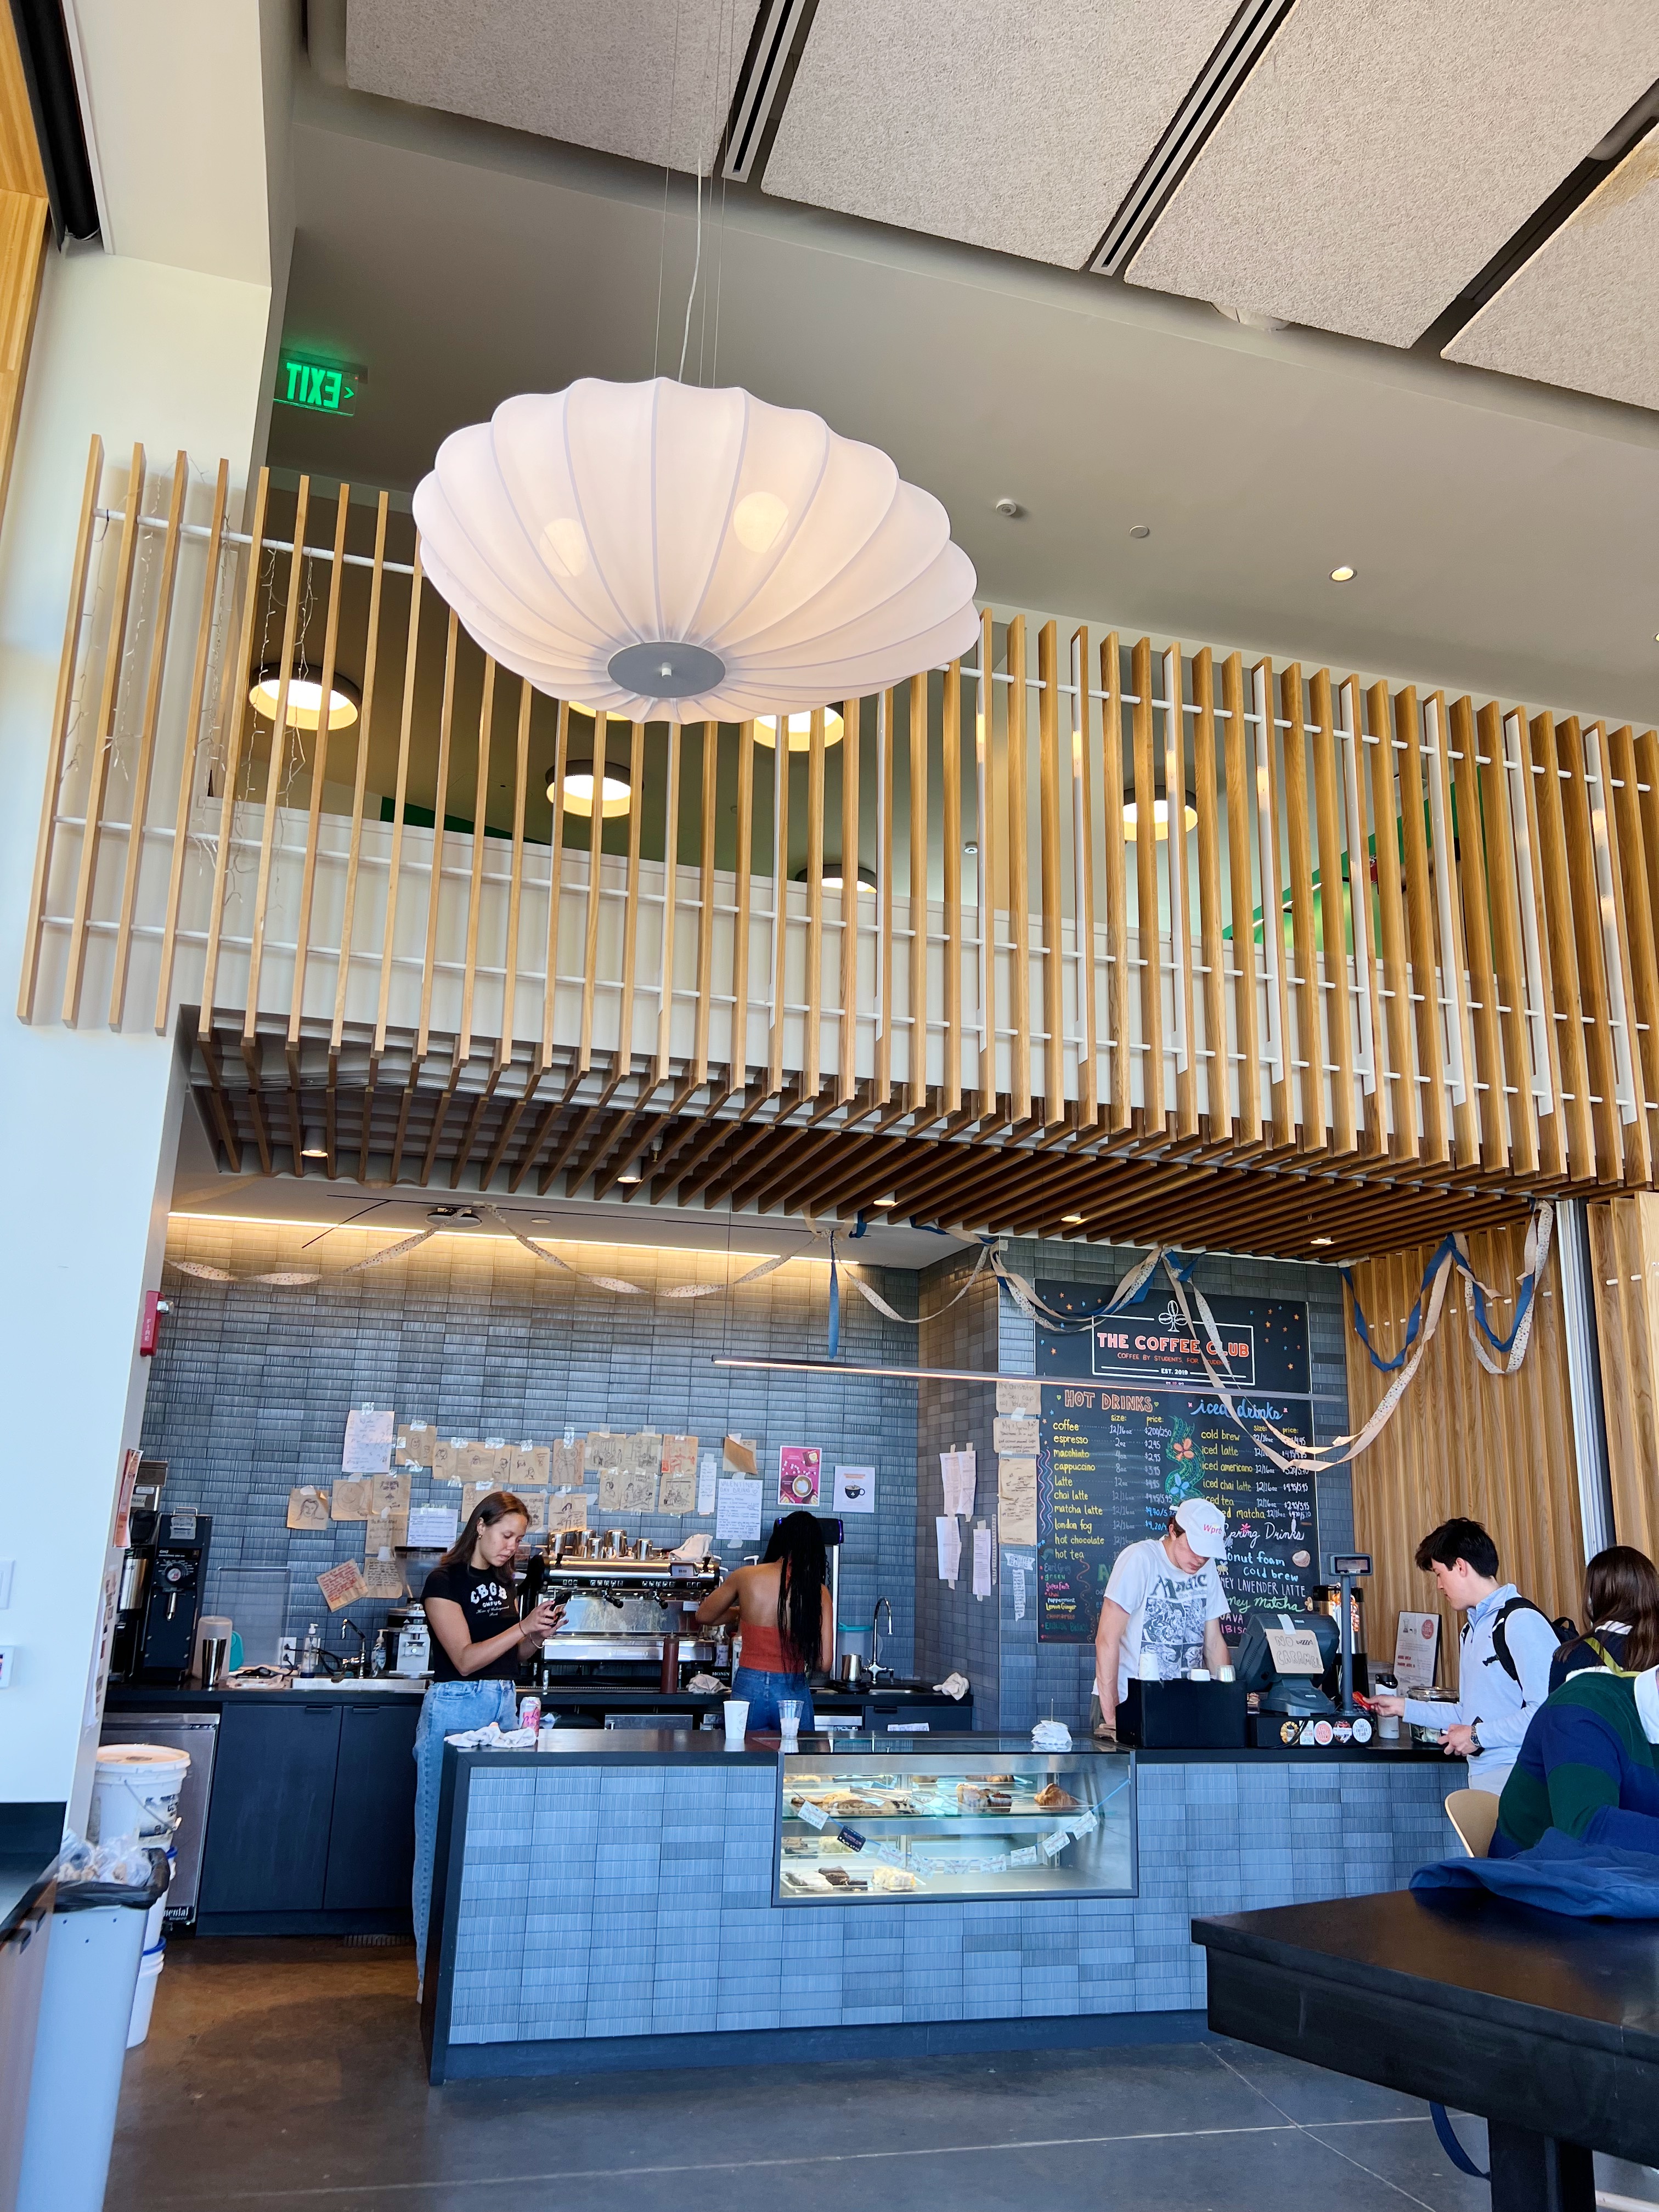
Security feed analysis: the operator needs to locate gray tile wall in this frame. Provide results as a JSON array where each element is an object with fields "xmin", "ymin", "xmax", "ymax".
[
  {"xmin": 443, "ymin": 1752, "xmax": 1455, "ymax": 2047},
  {"xmin": 913, "ymin": 1242, "xmax": 1353, "ymax": 1733},
  {"xmin": 142, "ymin": 1220, "xmax": 922, "ymax": 1669}
]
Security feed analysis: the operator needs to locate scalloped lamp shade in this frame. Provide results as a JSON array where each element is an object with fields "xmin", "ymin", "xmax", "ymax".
[{"xmin": 411, "ymin": 377, "xmax": 981, "ymax": 724}]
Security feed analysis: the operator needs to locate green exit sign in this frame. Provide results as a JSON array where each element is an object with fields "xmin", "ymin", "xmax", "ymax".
[{"xmin": 275, "ymin": 351, "xmax": 364, "ymax": 416}]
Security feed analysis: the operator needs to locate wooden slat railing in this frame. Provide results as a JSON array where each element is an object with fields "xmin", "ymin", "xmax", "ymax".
[{"xmin": 17, "ymin": 440, "xmax": 1659, "ymax": 1209}]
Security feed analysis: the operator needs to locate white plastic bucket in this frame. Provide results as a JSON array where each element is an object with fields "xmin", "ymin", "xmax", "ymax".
[
  {"xmin": 126, "ymin": 1941, "xmax": 165, "ymax": 2049},
  {"xmin": 91, "ymin": 1743, "xmax": 190, "ymax": 1845}
]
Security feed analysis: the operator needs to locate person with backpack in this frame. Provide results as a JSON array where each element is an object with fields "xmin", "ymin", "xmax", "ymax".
[
  {"xmin": 1371, "ymin": 1516, "xmax": 1558, "ymax": 1796},
  {"xmin": 1548, "ymin": 1545, "xmax": 1659, "ymax": 1692}
]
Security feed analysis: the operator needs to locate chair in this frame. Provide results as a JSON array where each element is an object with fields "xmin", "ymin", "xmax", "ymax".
[{"xmin": 1444, "ymin": 1788, "xmax": 1500, "ymax": 1858}]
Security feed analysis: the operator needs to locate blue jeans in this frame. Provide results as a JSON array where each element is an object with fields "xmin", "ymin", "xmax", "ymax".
[
  {"xmin": 412, "ymin": 1678, "xmax": 518, "ymax": 1980},
  {"xmin": 730, "ymin": 1665, "xmax": 814, "ymax": 1735}
]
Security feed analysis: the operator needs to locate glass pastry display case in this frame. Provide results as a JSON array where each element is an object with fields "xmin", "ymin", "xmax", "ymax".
[{"xmin": 775, "ymin": 1739, "xmax": 1135, "ymax": 1904}]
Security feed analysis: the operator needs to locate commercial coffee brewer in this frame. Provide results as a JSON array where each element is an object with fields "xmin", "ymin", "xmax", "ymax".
[{"xmin": 111, "ymin": 1509, "xmax": 213, "ymax": 1686}]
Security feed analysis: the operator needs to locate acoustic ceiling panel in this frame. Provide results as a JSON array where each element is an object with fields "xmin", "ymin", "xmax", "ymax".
[
  {"xmin": 1126, "ymin": 2, "xmax": 1659, "ymax": 348},
  {"xmin": 1443, "ymin": 139, "xmax": 1659, "ymax": 413},
  {"xmin": 346, "ymin": 0, "xmax": 763, "ymax": 175},
  {"xmin": 761, "ymin": 0, "xmax": 1242, "ymax": 269}
]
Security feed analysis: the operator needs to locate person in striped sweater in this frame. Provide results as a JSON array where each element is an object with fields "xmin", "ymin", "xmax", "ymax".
[{"xmin": 1492, "ymin": 1666, "xmax": 1659, "ymax": 1858}]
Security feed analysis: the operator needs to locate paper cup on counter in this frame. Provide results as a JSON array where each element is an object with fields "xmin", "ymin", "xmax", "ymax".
[
  {"xmin": 1377, "ymin": 1712, "xmax": 1401, "ymax": 1742},
  {"xmin": 723, "ymin": 1699, "xmax": 750, "ymax": 1745}
]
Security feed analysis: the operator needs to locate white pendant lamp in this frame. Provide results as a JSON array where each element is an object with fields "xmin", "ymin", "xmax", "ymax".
[{"xmin": 411, "ymin": 377, "xmax": 980, "ymax": 724}]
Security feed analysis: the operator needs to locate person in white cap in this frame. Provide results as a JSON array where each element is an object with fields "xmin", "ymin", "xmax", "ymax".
[{"xmin": 1091, "ymin": 1498, "xmax": 1229, "ymax": 1741}]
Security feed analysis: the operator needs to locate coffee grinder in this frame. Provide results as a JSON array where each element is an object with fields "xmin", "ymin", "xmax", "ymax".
[{"xmin": 111, "ymin": 1508, "xmax": 213, "ymax": 1686}]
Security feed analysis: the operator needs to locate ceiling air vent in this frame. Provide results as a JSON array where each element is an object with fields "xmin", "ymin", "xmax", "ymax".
[
  {"xmin": 1088, "ymin": 0, "xmax": 1296, "ymax": 278},
  {"xmin": 720, "ymin": 0, "xmax": 818, "ymax": 184}
]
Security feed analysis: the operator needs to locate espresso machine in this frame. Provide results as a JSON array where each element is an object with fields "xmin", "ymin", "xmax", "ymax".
[
  {"xmin": 527, "ymin": 1533, "xmax": 723, "ymax": 1694},
  {"xmin": 111, "ymin": 1509, "xmax": 213, "ymax": 1686}
]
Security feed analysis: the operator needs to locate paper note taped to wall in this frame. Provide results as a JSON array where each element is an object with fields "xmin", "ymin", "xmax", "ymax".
[
  {"xmin": 972, "ymin": 1526, "xmax": 994, "ymax": 1600},
  {"xmin": 286, "ymin": 1487, "xmax": 330, "ymax": 1532},
  {"xmin": 723, "ymin": 1434, "xmax": 757, "ymax": 1476},
  {"xmin": 997, "ymin": 1457, "xmax": 1038, "ymax": 1547},
  {"xmin": 317, "ymin": 1559, "xmax": 368, "ymax": 1611},
  {"xmin": 598, "ymin": 1465, "xmax": 658, "ymax": 1514},
  {"xmin": 546, "ymin": 1491, "xmax": 589, "ymax": 1537},
  {"xmin": 995, "ymin": 1380, "xmax": 1041, "ymax": 1418},
  {"xmin": 396, "ymin": 1421, "xmax": 436, "ymax": 1468},
  {"xmin": 362, "ymin": 1553, "xmax": 406, "ymax": 1600},
  {"xmin": 697, "ymin": 1453, "xmax": 719, "ymax": 1515},
  {"xmin": 715, "ymin": 1476, "xmax": 763, "ymax": 1543},
  {"xmin": 331, "ymin": 1478, "xmax": 371, "ymax": 1521},
  {"xmin": 991, "ymin": 1417, "xmax": 1040, "ymax": 1456},
  {"xmin": 369, "ymin": 1472, "xmax": 409, "ymax": 1516},
  {"xmin": 935, "ymin": 1515, "xmax": 962, "ymax": 1588},
  {"xmin": 511, "ymin": 1445, "xmax": 551, "ymax": 1487},
  {"xmin": 658, "ymin": 1468, "xmax": 697, "ymax": 1514},
  {"xmin": 833, "ymin": 1465, "xmax": 875, "ymax": 1514},
  {"xmin": 549, "ymin": 1438, "xmax": 585, "ymax": 1487},
  {"xmin": 407, "ymin": 1504, "xmax": 459, "ymax": 1549},
  {"xmin": 661, "ymin": 1434, "xmax": 698, "ymax": 1476},
  {"xmin": 341, "ymin": 1408, "xmax": 395, "ymax": 1475}
]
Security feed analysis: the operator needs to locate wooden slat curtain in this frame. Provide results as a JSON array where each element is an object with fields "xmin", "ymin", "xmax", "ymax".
[
  {"xmin": 1588, "ymin": 1193, "xmax": 1659, "ymax": 1562},
  {"xmin": 1346, "ymin": 1228, "xmax": 1585, "ymax": 1674}
]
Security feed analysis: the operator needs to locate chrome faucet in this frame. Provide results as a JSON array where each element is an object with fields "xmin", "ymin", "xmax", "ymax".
[{"xmin": 870, "ymin": 1596, "xmax": 894, "ymax": 1680}]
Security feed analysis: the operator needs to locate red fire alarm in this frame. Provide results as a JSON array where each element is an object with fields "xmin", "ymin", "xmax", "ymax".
[{"xmin": 139, "ymin": 1291, "xmax": 167, "ymax": 1356}]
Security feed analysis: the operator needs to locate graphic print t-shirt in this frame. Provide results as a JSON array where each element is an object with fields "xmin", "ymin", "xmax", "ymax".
[
  {"xmin": 421, "ymin": 1559, "xmax": 521, "ymax": 1680},
  {"xmin": 1094, "ymin": 1537, "xmax": 1228, "ymax": 1700}
]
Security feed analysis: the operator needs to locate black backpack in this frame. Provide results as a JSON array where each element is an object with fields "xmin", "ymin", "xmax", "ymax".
[{"xmin": 1483, "ymin": 1596, "xmax": 1573, "ymax": 1684}]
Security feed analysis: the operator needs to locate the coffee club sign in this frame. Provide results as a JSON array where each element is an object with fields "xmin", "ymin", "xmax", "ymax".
[{"xmin": 1036, "ymin": 1282, "xmax": 1311, "ymax": 1397}]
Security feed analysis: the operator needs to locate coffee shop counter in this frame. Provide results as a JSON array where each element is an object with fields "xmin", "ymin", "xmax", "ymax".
[{"xmin": 420, "ymin": 1729, "xmax": 1463, "ymax": 2082}]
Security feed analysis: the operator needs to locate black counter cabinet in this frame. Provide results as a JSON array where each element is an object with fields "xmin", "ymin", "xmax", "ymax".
[{"xmin": 106, "ymin": 1688, "xmax": 420, "ymax": 1937}]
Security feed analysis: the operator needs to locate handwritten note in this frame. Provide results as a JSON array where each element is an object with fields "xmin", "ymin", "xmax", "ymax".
[
  {"xmin": 972, "ymin": 1525, "xmax": 994, "ymax": 1600},
  {"xmin": 407, "ymin": 1503, "xmax": 459, "ymax": 1549},
  {"xmin": 317, "ymin": 1559, "xmax": 368, "ymax": 1611},
  {"xmin": 362, "ymin": 1553, "xmax": 406, "ymax": 1600},
  {"xmin": 997, "ymin": 1455, "xmax": 1038, "ymax": 1547},
  {"xmin": 697, "ymin": 1452, "xmax": 719, "ymax": 1514},
  {"xmin": 658, "ymin": 1466, "xmax": 697, "ymax": 1514},
  {"xmin": 331, "ymin": 1478, "xmax": 371, "ymax": 1521},
  {"xmin": 992, "ymin": 1416, "xmax": 1040, "ymax": 1456},
  {"xmin": 342, "ymin": 1407, "xmax": 396, "ymax": 1475},
  {"xmin": 286, "ymin": 1487, "xmax": 330, "ymax": 1532},
  {"xmin": 716, "ymin": 1476, "xmax": 763, "ymax": 1542},
  {"xmin": 935, "ymin": 1515, "xmax": 961, "ymax": 1587},
  {"xmin": 598, "ymin": 1465, "xmax": 658, "ymax": 1514},
  {"xmin": 996, "ymin": 1379, "xmax": 1042, "ymax": 1417},
  {"xmin": 396, "ymin": 1421, "xmax": 436, "ymax": 1469}
]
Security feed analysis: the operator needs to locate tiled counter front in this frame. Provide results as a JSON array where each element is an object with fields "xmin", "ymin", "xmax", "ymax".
[{"xmin": 422, "ymin": 1739, "xmax": 1462, "ymax": 2081}]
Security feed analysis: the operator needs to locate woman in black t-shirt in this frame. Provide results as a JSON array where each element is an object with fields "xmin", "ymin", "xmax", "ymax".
[{"xmin": 411, "ymin": 1491, "xmax": 561, "ymax": 1987}]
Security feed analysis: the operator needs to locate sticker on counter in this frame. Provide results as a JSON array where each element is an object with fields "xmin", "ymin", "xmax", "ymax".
[
  {"xmin": 795, "ymin": 1798, "xmax": 829, "ymax": 1830},
  {"xmin": 836, "ymin": 1825, "xmax": 866, "ymax": 1852}
]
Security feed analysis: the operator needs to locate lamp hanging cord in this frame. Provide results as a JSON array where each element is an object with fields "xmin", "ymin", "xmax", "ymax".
[{"xmin": 678, "ymin": 156, "xmax": 704, "ymax": 383}]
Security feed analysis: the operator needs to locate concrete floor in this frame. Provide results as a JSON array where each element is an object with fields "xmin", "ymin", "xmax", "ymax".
[{"xmin": 111, "ymin": 1939, "xmax": 1659, "ymax": 2212}]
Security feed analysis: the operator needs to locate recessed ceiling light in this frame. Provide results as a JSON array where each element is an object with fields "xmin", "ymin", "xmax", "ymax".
[
  {"xmin": 1128, "ymin": 523, "xmax": 1151, "ymax": 540},
  {"xmin": 1061, "ymin": 1213, "xmax": 1085, "ymax": 1226},
  {"xmin": 300, "ymin": 1146, "xmax": 328, "ymax": 1159},
  {"xmin": 1310, "ymin": 1235, "xmax": 1334, "ymax": 1246},
  {"xmin": 617, "ymin": 1171, "xmax": 641, "ymax": 1184},
  {"xmin": 994, "ymin": 497, "xmax": 1022, "ymax": 518},
  {"xmin": 872, "ymin": 1195, "xmax": 898, "ymax": 1207},
  {"xmin": 1329, "ymin": 565, "xmax": 1356, "ymax": 583},
  {"xmin": 249, "ymin": 664, "xmax": 360, "ymax": 731}
]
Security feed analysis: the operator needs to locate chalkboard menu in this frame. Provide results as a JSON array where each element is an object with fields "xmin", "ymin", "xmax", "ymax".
[{"xmin": 1035, "ymin": 1280, "xmax": 1318, "ymax": 1643}]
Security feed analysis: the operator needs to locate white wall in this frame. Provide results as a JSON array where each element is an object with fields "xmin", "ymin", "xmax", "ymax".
[{"xmin": 0, "ymin": 233, "xmax": 279, "ymax": 1818}]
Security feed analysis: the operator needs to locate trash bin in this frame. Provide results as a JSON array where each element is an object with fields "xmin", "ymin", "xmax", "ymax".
[{"xmin": 16, "ymin": 1850, "xmax": 168, "ymax": 2212}]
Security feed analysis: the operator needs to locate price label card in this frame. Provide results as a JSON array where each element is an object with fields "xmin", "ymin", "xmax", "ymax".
[
  {"xmin": 1265, "ymin": 1627, "xmax": 1325, "ymax": 1675},
  {"xmin": 795, "ymin": 1798, "xmax": 829, "ymax": 1830},
  {"xmin": 837, "ymin": 1825, "xmax": 866, "ymax": 1852},
  {"xmin": 1041, "ymin": 1830, "xmax": 1070, "ymax": 1859},
  {"xmin": 1009, "ymin": 1844, "xmax": 1040, "ymax": 1868},
  {"xmin": 1069, "ymin": 1810, "xmax": 1098, "ymax": 1838}
]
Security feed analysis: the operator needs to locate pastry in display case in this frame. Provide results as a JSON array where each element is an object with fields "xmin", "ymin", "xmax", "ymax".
[{"xmin": 776, "ymin": 1741, "xmax": 1135, "ymax": 1904}]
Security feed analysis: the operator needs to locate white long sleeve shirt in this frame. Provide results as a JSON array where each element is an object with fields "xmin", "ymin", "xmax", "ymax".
[{"xmin": 1402, "ymin": 1582, "xmax": 1558, "ymax": 1793}]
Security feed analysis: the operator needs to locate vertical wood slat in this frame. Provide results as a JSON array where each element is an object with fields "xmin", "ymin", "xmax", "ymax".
[
  {"xmin": 876, "ymin": 686, "xmax": 895, "ymax": 1105},
  {"xmin": 1589, "ymin": 720, "xmax": 1647, "ymax": 1179},
  {"xmin": 415, "ymin": 605, "xmax": 460, "ymax": 1063},
  {"xmin": 1510, "ymin": 706, "xmax": 1566, "ymax": 1180},
  {"xmin": 456, "ymin": 654, "xmax": 498, "ymax": 1062},
  {"xmin": 976, "ymin": 616, "xmax": 999, "ymax": 1108},
  {"xmin": 108, "ymin": 450, "xmax": 188, "ymax": 1028},
  {"xmin": 1638, "ymin": 729, "xmax": 1659, "ymax": 1111},
  {"xmin": 656, "ymin": 720, "xmax": 681, "ymax": 1080},
  {"xmin": 1222, "ymin": 651, "xmax": 1260, "ymax": 1144},
  {"xmin": 1307, "ymin": 668, "xmax": 1355, "ymax": 1154},
  {"xmin": 616, "ymin": 719, "xmax": 645, "ymax": 1076},
  {"xmin": 578, "ymin": 708, "xmax": 608, "ymax": 1075},
  {"xmin": 1339, "ymin": 676, "xmax": 1386, "ymax": 1158},
  {"xmin": 1448, "ymin": 695, "xmax": 1508, "ymax": 1170},
  {"xmin": 1130, "ymin": 636, "xmax": 1162, "ymax": 1130},
  {"xmin": 908, "ymin": 672, "xmax": 928, "ymax": 1109},
  {"xmin": 1278, "ymin": 663, "xmax": 1324, "ymax": 1150},
  {"xmin": 1591, "ymin": 1195, "xmax": 1659, "ymax": 1555},
  {"xmin": 1425, "ymin": 690, "xmax": 1481, "ymax": 1170},
  {"xmin": 1610, "ymin": 725, "xmax": 1659, "ymax": 1149},
  {"xmin": 240, "ymin": 472, "xmax": 311, "ymax": 1036},
  {"xmin": 1367, "ymin": 679, "xmax": 1416, "ymax": 1160},
  {"xmin": 1475, "ymin": 700, "xmax": 1537, "ymax": 1173},
  {"xmin": 1255, "ymin": 658, "xmax": 1293, "ymax": 1150},
  {"xmin": 768, "ymin": 716, "xmax": 788, "ymax": 1098},
  {"xmin": 539, "ymin": 697, "xmax": 569, "ymax": 1070},
  {"xmin": 1071, "ymin": 629, "xmax": 1099, "ymax": 1126},
  {"xmin": 1561, "ymin": 717, "xmax": 1634, "ymax": 1179},
  {"xmin": 19, "ymin": 434, "xmax": 103, "ymax": 1020},
  {"xmin": 1006, "ymin": 618, "xmax": 1031, "ymax": 1121},
  {"xmin": 1530, "ymin": 711, "xmax": 1596, "ymax": 1178},
  {"xmin": 62, "ymin": 442, "xmax": 146, "ymax": 1025},
  {"xmin": 499, "ymin": 676, "xmax": 532, "ymax": 1069},
  {"xmin": 330, "ymin": 492, "xmax": 389, "ymax": 1053},
  {"xmin": 1037, "ymin": 621, "xmax": 1064, "ymax": 1119},
  {"xmin": 286, "ymin": 484, "xmax": 352, "ymax": 1047},
  {"xmin": 155, "ymin": 456, "xmax": 230, "ymax": 1033},
  {"xmin": 694, "ymin": 718, "xmax": 717, "ymax": 1087},
  {"xmin": 839, "ymin": 698, "xmax": 860, "ymax": 1103},
  {"xmin": 1192, "ymin": 648, "xmax": 1226, "ymax": 1135},
  {"xmin": 201, "ymin": 468, "xmax": 272, "ymax": 1032},
  {"xmin": 942, "ymin": 667, "xmax": 963, "ymax": 1113},
  {"xmin": 806, "ymin": 704, "xmax": 825, "ymax": 1097},
  {"xmin": 1165, "ymin": 644, "xmax": 1198, "ymax": 1139},
  {"xmin": 732, "ymin": 720, "xmax": 754, "ymax": 1082}
]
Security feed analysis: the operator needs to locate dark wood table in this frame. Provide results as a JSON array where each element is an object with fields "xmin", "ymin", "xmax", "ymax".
[{"xmin": 1194, "ymin": 1887, "xmax": 1659, "ymax": 2210}]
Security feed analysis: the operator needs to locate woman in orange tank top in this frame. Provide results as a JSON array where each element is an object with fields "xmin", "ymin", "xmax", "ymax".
[{"xmin": 697, "ymin": 1510, "xmax": 832, "ymax": 1735}]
